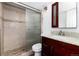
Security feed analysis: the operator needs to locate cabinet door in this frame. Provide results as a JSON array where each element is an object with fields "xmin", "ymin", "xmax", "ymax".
[
  {"xmin": 42, "ymin": 43, "xmax": 51, "ymax": 56},
  {"xmin": 52, "ymin": 2, "xmax": 58, "ymax": 28},
  {"xmin": 50, "ymin": 46, "xmax": 55, "ymax": 56},
  {"xmin": 53, "ymin": 47, "xmax": 71, "ymax": 56}
]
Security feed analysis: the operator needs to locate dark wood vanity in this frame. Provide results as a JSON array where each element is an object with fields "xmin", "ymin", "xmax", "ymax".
[{"xmin": 42, "ymin": 36, "xmax": 79, "ymax": 56}]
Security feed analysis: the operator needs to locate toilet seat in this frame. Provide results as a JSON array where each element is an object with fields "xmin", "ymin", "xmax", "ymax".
[{"xmin": 32, "ymin": 43, "xmax": 42, "ymax": 52}]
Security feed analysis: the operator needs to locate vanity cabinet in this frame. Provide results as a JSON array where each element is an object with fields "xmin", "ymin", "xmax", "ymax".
[{"xmin": 42, "ymin": 36, "xmax": 79, "ymax": 56}]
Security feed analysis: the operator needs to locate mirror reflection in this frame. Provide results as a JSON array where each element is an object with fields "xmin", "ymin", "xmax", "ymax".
[{"xmin": 59, "ymin": 2, "xmax": 76, "ymax": 28}]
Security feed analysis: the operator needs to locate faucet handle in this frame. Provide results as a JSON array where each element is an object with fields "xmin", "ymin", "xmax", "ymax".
[
  {"xmin": 58, "ymin": 30, "xmax": 65, "ymax": 36},
  {"xmin": 58, "ymin": 30, "xmax": 62, "ymax": 35}
]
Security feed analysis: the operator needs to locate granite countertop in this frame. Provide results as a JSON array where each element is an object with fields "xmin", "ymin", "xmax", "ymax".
[{"xmin": 41, "ymin": 32, "xmax": 79, "ymax": 46}]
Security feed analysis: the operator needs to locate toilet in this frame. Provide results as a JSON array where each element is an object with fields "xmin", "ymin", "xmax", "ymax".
[{"xmin": 32, "ymin": 43, "xmax": 42, "ymax": 56}]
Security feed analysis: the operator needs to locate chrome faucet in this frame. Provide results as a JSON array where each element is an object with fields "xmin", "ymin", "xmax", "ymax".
[{"xmin": 58, "ymin": 30, "xmax": 65, "ymax": 36}]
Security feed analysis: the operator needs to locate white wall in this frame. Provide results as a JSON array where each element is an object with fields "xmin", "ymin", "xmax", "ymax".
[
  {"xmin": 42, "ymin": 2, "xmax": 79, "ymax": 33},
  {"xmin": 42, "ymin": 2, "xmax": 53, "ymax": 34}
]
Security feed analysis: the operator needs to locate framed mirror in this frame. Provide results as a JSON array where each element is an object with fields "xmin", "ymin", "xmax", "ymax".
[
  {"xmin": 52, "ymin": 2, "xmax": 58, "ymax": 28},
  {"xmin": 52, "ymin": 2, "xmax": 77, "ymax": 28}
]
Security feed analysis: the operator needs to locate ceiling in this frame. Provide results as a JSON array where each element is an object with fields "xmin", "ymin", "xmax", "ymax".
[{"xmin": 21, "ymin": 2, "xmax": 50, "ymax": 10}]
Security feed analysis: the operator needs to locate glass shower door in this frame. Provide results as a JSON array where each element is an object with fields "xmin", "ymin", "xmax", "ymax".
[{"xmin": 26, "ymin": 9, "xmax": 41, "ymax": 50}]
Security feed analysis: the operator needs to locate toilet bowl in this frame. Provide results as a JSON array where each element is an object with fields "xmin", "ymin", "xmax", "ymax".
[{"xmin": 32, "ymin": 43, "xmax": 42, "ymax": 56}]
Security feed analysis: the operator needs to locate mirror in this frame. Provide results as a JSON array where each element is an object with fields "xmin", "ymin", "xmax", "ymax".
[
  {"xmin": 53, "ymin": 5, "xmax": 56, "ymax": 26},
  {"xmin": 59, "ymin": 2, "xmax": 77, "ymax": 28}
]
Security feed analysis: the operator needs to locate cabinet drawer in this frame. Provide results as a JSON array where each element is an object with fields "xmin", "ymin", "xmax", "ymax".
[
  {"xmin": 65, "ymin": 43, "xmax": 79, "ymax": 49},
  {"xmin": 49, "ymin": 39, "xmax": 66, "ymax": 47},
  {"xmin": 42, "ymin": 37, "xmax": 66, "ymax": 47}
]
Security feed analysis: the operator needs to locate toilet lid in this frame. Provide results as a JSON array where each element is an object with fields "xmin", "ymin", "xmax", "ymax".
[{"xmin": 32, "ymin": 43, "xmax": 42, "ymax": 50}]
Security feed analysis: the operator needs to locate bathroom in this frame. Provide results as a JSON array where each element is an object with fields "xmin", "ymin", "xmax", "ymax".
[{"xmin": 0, "ymin": 2, "xmax": 79, "ymax": 56}]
